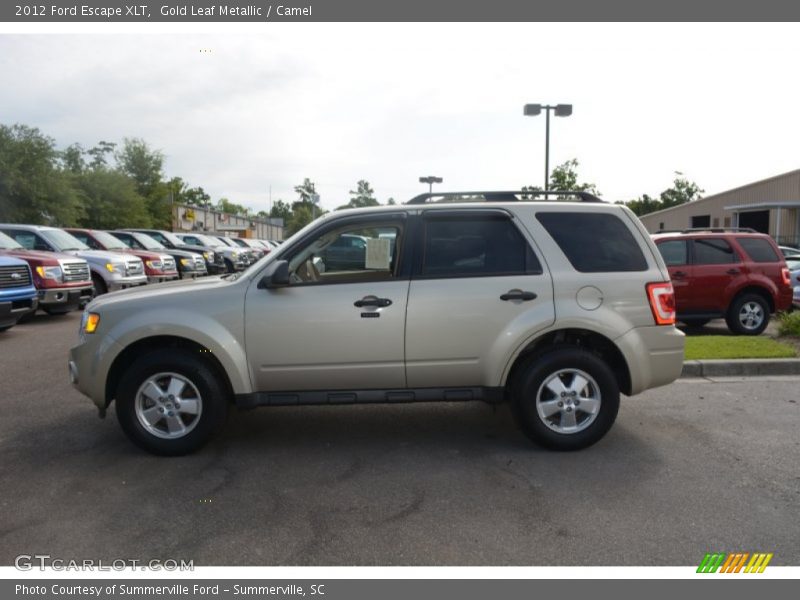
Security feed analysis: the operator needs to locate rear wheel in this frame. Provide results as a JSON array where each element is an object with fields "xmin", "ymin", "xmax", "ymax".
[
  {"xmin": 512, "ymin": 347, "xmax": 620, "ymax": 451},
  {"xmin": 115, "ymin": 349, "xmax": 229, "ymax": 456},
  {"xmin": 725, "ymin": 293, "xmax": 769, "ymax": 335}
]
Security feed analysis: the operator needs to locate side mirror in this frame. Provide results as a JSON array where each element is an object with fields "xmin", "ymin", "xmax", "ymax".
[{"xmin": 258, "ymin": 260, "xmax": 290, "ymax": 289}]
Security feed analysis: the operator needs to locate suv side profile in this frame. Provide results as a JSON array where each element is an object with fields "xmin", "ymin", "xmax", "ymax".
[
  {"xmin": 69, "ymin": 191, "xmax": 685, "ymax": 456},
  {"xmin": 652, "ymin": 228, "xmax": 792, "ymax": 335}
]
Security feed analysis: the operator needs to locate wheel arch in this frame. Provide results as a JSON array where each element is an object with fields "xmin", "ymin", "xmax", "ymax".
[
  {"xmin": 104, "ymin": 336, "xmax": 235, "ymax": 408},
  {"xmin": 503, "ymin": 328, "xmax": 632, "ymax": 396},
  {"xmin": 731, "ymin": 285, "xmax": 775, "ymax": 313}
]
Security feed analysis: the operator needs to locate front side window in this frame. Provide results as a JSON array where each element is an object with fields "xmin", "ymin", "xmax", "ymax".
[
  {"xmin": 288, "ymin": 221, "xmax": 403, "ymax": 284},
  {"xmin": 692, "ymin": 238, "xmax": 737, "ymax": 265},
  {"xmin": 421, "ymin": 213, "xmax": 540, "ymax": 277}
]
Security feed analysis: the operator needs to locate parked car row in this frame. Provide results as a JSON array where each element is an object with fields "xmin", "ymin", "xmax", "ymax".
[{"xmin": 0, "ymin": 223, "xmax": 281, "ymax": 330}]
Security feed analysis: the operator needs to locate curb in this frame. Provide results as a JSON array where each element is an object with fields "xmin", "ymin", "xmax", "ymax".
[{"xmin": 681, "ymin": 358, "xmax": 800, "ymax": 378}]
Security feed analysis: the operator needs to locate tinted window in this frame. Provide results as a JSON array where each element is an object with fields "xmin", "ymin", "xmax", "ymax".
[
  {"xmin": 736, "ymin": 237, "xmax": 780, "ymax": 263},
  {"xmin": 536, "ymin": 212, "xmax": 647, "ymax": 272},
  {"xmin": 657, "ymin": 240, "xmax": 688, "ymax": 266},
  {"xmin": 421, "ymin": 214, "xmax": 540, "ymax": 277},
  {"xmin": 693, "ymin": 238, "xmax": 737, "ymax": 265},
  {"xmin": 3, "ymin": 230, "xmax": 50, "ymax": 252}
]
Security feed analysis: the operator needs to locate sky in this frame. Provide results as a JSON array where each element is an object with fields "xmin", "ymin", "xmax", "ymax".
[{"xmin": 2, "ymin": 23, "xmax": 800, "ymax": 213}]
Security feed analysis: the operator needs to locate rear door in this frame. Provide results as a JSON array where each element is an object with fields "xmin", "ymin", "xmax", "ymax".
[
  {"xmin": 404, "ymin": 209, "xmax": 554, "ymax": 388},
  {"xmin": 690, "ymin": 237, "xmax": 746, "ymax": 312}
]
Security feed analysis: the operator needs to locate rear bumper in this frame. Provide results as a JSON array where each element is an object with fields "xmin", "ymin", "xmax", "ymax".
[{"xmin": 615, "ymin": 325, "xmax": 686, "ymax": 395}]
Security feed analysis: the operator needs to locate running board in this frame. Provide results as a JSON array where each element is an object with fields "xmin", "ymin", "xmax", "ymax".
[{"xmin": 235, "ymin": 387, "xmax": 505, "ymax": 408}]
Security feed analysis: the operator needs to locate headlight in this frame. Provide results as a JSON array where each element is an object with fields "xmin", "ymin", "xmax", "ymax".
[
  {"xmin": 180, "ymin": 258, "xmax": 192, "ymax": 267},
  {"xmin": 145, "ymin": 260, "xmax": 162, "ymax": 269},
  {"xmin": 36, "ymin": 265, "xmax": 63, "ymax": 282},
  {"xmin": 231, "ymin": 251, "xmax": 239, "ymax": 259},
  {"xmin": 83, "ymin": 312, "xmax": 100, "ymax": 334},
  {"xmin": 105, "ymin": 262, "xmax": 124, "ymax": 273}
]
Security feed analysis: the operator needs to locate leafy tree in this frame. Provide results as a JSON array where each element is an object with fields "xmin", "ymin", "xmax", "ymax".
[
  {"xmin": 216, "ymin": 197, "xmax": 248, "ymax": 215},
  {"xmin": 341, "ymin": 179, "xmax": 379, "ymax": 209},
  {"xmin": 61, "ymin": 143, "xmax": 86, "ymax": 174},
  {"xmin": 0, "ymin": 124, "xmax": 83, "ymax": 225},
  {"xmin": 269, "ymin": 199, "xmax": 292, "ymax": 221},
  {"xmin": 87, "ymin": 141, "xmax": 116, "ymax": 170},
  {"xmin": 622, "ymin": 173, "xmax": 704, "ymax": 217},
  {"xmin": 386, "ymin": 197, "xmax": 396, "ymax": 205},
  {"xmin": 75, "ymin": 168, "xmax": 151, "ymax": 229},
  {"xmin": 116, "ymin": 138, "xmax": 171, "ymax": 227},
  {"xmin": 548, "ymin": 158, "xmax": 600, "ymax": 195},
  {"xmin": 293, "ymin": 178, "xmax": 318, "ymax": 203},
  {"xmin": 287, "ymin": 203, "xmax": 315, "ymax": 235}
]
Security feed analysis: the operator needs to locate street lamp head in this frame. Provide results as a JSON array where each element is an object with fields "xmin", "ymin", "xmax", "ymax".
[
  {"xmin": 523, "ymin": 104, "xmax": 542, "ymax": 116},
  {"xmin": 554, "ymin": 104, "xmax": 573, "ymax": 117},
  {"xmin": 419, "ymin": 176, "xmax": 443, "ymax": 184}
]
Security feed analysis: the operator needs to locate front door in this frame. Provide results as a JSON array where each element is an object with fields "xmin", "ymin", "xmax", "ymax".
[{"xmin": 244, "ymin": 214, "xmax": 410, "ymax": 391}]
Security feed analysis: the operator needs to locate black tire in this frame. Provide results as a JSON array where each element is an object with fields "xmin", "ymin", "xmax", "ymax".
[
  {"xmin": 0, "ymin": 325, "xmax": 12, "ymax": 332},
  {"xmin": 115, "ymin": 349, "xmax": 229, "ymax": 456},
  {"xmin": 725, "ymin": 293, "xmax": 770, "ymax": 335},
  {"xmin": 92, "ymin": 273, "xmax": 108, "ymax": 296},
  {"xmin": 42, "ymin": 306, "xmax": 72, "ymax": 316},
  {"xmin": 681, "ymin": 318, "xmax": 710, "ymax": 328},
  {"xmin": 224, "ymin": 259, "xmax": 235, "ymax": 273},
  {"xmin": 511, "ymin": 347, "xmax": 620, "ymax": 451}
]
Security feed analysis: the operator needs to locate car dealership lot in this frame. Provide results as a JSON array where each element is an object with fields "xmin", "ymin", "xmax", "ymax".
[{"xmin": 1, "ymin": 311, "xmax": 798, "ymax": 566}]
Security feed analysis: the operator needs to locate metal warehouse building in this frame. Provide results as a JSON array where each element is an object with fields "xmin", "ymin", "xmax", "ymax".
[{"xmin": 638, "ymin": 169, "xmax": 800, "ymax": 248}]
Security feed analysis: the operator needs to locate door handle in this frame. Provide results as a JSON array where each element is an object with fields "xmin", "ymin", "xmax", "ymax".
[
  {"xmin": 500, "ymin": 289, "xmax": 537, "ymax": 301},
  {"xmin": 672, "ymin": 271, "xmax": 687, "ymax": 278},
  {"xmin": 726, "ymin": 268, "xmax": 740, "ymax": 275},
  {"xmin": 354, "ymin": 295, "xmax": 392, "ymax": 308}
]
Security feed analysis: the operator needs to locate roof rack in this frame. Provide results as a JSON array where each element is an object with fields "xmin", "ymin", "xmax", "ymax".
[
  {"xmin": 406, "ymin": 190, "xmax": 604, "ymax": 205},
  {"xmin": 656, "ymin": 227, "xmax": 757, "ymax": 234}
]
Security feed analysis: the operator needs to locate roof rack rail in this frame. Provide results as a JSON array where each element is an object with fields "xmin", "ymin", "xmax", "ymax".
[
  {"xmin": 406, "ymin": 190, "xmax": 604, "ymax": 205},
  {"xmin": 656, "ymin": 227, "xmax": 757, "ymax": 234}
]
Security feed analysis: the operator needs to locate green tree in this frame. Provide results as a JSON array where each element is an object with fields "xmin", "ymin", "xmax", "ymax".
[
  {"xmin": 660, "ymin": 172, "xmax": 704, "ymax": 209},
  {"xmin": 116, "ymin": 138, "xmax": 171, "ymax": 227},
  {"xmin": 61, "ymin": 143, "xmax": 86, "ymax": 174},
  {"xmin": 340, "ymin": 179, "xmax": 379, "ymax": 209},
  {"xmin": 287, "ymin": 202, "xmax": 315, "ymax": 235},
  {"xmin": 216, "ymin": 197, "xmax": 248, "ymax": 215},
  {"xmin": 293, "ymin": 178, "xmax": 317, "ymax": 203},
  {"xmin": 87, "ymin": 141, "xmax": 116, "ymax": 170},
  {"xmin": 75, "ymin": 168, "xmax": 152, "ymax": 229},
  {"xmin": 548, "ymin": 158, "xmax": 600, "ymax": 195},
  {"xmin": 269, "ymin": 199, "xmax": 292, "ymax": 221},
  {"xmin": 0, "ymin": 124, "xmax": 83, "ymax": 225}
]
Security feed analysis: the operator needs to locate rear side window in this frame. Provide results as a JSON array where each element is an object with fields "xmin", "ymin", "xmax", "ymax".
[
  {"xmin": 421, "ymin": 214, "xmax": 541, "ymax": 277},
  {"xmin": 657, "ymin": 240, "xmax": 688, "ymax": 266},
  {"xmin": 692, "ymin": 239, "xmax": 737, "ymax": 264},
  {"xmin": 736, "ymin": 237, "xmax": 780, "ymax": 263},
  {"xmin": 536, "ymin": 212, "xmax": 648, "ymax": 272}
]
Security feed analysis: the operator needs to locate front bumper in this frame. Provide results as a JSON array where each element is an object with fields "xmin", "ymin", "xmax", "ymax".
[
  {"xmin": 147, "ymin": 274, "xmax": 180, "ymax": 284},
  {"xmin": 69, "ymin": 334, "xmax": 124, "ymax": 412},
  {"xmin": 39, "ymin": 285, "xmax": 94, "ymax": 308},
  {"xmin": 0, "ymin": 296, "xmax": 38, "ymax": 328},
  {"xmin": 106, "ymin": 274, "xmax": 148, "ymax": 292}
]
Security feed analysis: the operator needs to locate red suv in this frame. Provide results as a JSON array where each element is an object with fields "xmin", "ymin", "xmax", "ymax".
[{"xmin": 652, "ymin": 229, "xmax": 792, "ymax": 335}]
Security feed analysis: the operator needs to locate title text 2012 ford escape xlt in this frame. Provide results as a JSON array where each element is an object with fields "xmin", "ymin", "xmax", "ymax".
[{"xmin": 69, "ymin": 191, "xmax": 685, "ymax": 455}]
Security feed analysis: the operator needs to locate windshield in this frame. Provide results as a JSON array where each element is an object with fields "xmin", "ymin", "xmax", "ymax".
[
  {"xmin": 160, "ymin": 231, "xmax": 185, "ymax": 247},
  {"xmin": 40, "ymin": 229, "xmax": 90, "ymax": 251},
  {"xmin": 185, "ymin": 233, "xmax": 220, "ymax": 247},
  {"xmin": 0, "ymin": 231, "xmax": 23, "ymax": 250},
  {"xmin": 216, "ymin": 237, "xmax": 237, "ymax": 247},
  {"xmin": 93, "ymin": 230, "xmax": 128, "ymax": 250},
  {"xmin": 132, "ymin": 232, "xmax": 166, "ymax": 250}
]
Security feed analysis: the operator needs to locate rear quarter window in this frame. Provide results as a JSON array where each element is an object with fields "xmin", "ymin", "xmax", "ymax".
[
  {"xmin": 536, "ymin": 212, "xmax": 648, "ymax": 272},
  {"xmin": 736, "ymin": 237, "xmax": 780, "ymax": 263}
]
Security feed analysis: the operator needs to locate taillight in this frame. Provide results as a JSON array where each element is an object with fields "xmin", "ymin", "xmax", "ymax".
[
  {"xmin": 646, "ymin": 282, "xmax": 676, "ymax": 326},
  {"xmin": 781, "ymin": 268, "xmax": 791, "ymax": 286}
]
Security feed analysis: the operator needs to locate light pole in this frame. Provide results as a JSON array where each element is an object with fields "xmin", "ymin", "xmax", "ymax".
[
  {"xmin": 523, "ymin": 103, "xmax": 572, "ymax": 191},
  {"xmin": 419, "ymin": 176, "xmax": 443, "ymax": 194}
]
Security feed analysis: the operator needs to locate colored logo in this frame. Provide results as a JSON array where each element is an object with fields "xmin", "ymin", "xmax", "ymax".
[{"xmin": 697, "ymin": 552, "xmax": 773, "ymax": 573}]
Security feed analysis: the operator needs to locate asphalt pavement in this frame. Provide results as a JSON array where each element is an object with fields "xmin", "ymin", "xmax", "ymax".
[{"xmin": 1, "ymin": 311, "xmax": 798, "ymax": 566}]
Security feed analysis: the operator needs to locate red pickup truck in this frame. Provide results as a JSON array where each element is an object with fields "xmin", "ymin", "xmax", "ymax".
[
  {"xmin": 0, "ymin": 230, "xmax": 93, "ymax": 315},
  {"xmin": 652, "ymin": 229, "xmax": 792, "ymax": 335}
]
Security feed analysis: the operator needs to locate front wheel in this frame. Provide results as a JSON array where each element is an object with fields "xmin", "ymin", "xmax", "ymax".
[
  {"xmin": 725, "ymin": 293, "xmax": 770, "ymax": 335},
  {"xmin": 512, "ymin": 348, "xmax": 620, "ymax": 451},
  {"xmin": 115, "ymin": 349, "xmax": 229, "ymax": 455}
]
